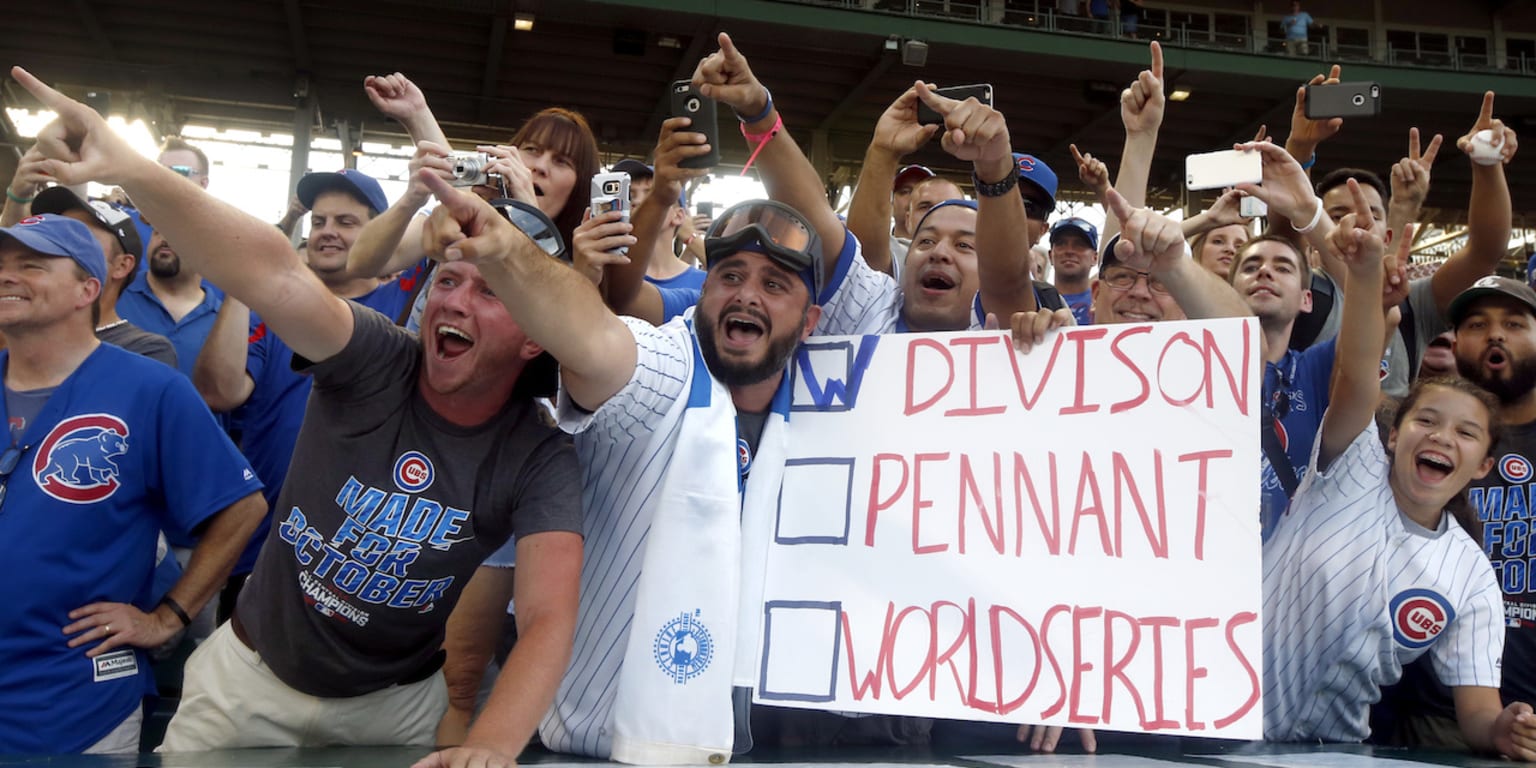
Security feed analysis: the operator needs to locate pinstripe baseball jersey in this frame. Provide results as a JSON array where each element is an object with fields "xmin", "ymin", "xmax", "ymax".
[
  {"xmin": 539, "ymin": 316, "xmax": 696, "ymax": 757},
  {"xmin": 814, "ymin": 239, "xmax": 982, "ymax": 336},
  {"xmin": 1263, "ymin": 423, "xmax": 1503, "ymax": 742}
]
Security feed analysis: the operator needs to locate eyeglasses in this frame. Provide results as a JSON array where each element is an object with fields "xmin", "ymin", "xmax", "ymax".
[
  {"xmin": 1101, "ymin": 267, "xmax": 1171, "ymax": 295},
  {"xmin": 706, "ymin": 200, "xmax": 822, "ymax": 296},
  {"xmin": 492, "ymin": 199, "xmax": 567, "ymax": 262},
  {"xmin": 0, "ymin": 443, "xmax": 31, "ymax": 512}
]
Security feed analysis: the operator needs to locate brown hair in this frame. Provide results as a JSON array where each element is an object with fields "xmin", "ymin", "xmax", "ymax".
[
  {"xmin": 510, "ymin": 108, "xmax": 599, "ymax": 247},
  {"xmin": 158, "ymin": 136, "xmax": 209, "ymax": 176},
  {"xmin": 1227, "ymin": 233, "xmax": 1303, "ymax": 286},
  {"xmin": 1391, "ymin": 376, "xmax": 1503, "ymax": 539}
]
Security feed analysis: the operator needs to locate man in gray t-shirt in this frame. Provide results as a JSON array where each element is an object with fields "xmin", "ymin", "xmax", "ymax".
[{"xmin": 14, "ymin": 70, "xmax": 585, "ymax": 768}]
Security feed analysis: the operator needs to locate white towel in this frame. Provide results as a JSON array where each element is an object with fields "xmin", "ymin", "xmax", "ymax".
[{"xmin": 610, "ymin": 319, "xmax": 793, "ymax": 765}]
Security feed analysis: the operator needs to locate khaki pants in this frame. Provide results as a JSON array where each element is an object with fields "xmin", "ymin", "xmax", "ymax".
[
  {"xmin": 160, "ymin": 623, "xmax": 447, "ymax": 750},
  {"xmin": 1286, "ymin": 38, "xmax": 1310, "ymax": 56}
]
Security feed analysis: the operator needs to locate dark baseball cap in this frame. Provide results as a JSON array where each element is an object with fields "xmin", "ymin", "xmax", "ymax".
[
  {"xmin": 0, "ymin": 214, "xmax": 108, "ymax": 283},
  {"xmin": 1448, "ymin": 276, "xmax": 1536, "ymax": 326},
  {"xmin": 31, "ymin": 187, "xmax": 142, "ymax": 260},
  {"xmin": 611, "ymin": 159, "xmax": 654, "ymax": 178},
  {"xmin": 894, "ymin": 164, "xmax": 935, "ymax": 192},
  {"xmin": 297, "ymin": 169, "xmax": 388, "ymax": 215},
  {"xmin": 1050, "ymin": 217, "xmax": 1099, "ymax": 251}
]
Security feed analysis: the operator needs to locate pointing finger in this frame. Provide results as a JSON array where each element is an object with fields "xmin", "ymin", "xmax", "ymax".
[
  {"xmin": 1149, "ymin": 40, "xmax": 1164, "ymax": 82},
  {"xmin": 1478, "ymin": 90, "xmax": 1496, "ymax": 127},
  {"xmin": 10, "ymin": 67, "xmax": 77, "ymax": 114}
]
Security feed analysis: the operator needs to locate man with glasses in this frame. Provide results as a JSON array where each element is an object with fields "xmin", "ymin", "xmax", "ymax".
[
  {"xmin": 0, "ymin": 214, "xmax": 264, "ymax": 755},
  {"xmin": 10, "ymin": 67, "xmax": 584, "ymax": 766}
]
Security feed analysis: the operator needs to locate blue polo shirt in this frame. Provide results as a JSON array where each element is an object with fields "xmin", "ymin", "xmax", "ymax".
[
  {"xmin": 115, "ymin": 279, "xmax": 223, "ymax": 381},
  {"xmin": 1261, "ymin": 338, "xmax": 1335, "ymax": 540}
]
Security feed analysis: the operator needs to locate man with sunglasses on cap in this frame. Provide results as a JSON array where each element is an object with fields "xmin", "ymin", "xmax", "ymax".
[
  {"xmin": 0, "ymin": 213, "xmax": 265, "ymax": 755},
  {"xmin": 28, "ymin": 187, "xmax": 176, "ymax": 366},
  {"xmin": 9, "ymin": 67, "xmax": 584, "ymax": 767}
]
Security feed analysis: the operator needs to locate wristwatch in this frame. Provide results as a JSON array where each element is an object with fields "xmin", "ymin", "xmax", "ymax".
[{"xmin": 971, "ymin": 168, "xmax": 1019, "ymax": 198}]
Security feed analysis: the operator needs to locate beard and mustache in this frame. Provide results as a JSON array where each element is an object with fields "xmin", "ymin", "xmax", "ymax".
[
  {"xmin": 696, "ymin": 303, "xmax": 806, "ymax": 388},
  {"xmin": 1458, "ymin": 342, "xmax": 1536, "ymax": 404}
]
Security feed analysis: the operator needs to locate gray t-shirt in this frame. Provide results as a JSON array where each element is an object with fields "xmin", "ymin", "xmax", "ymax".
[
  {"xmin": 1310, "ymin": 273, "xmax": 1444, "ymax": 399},
  {"xmin": 97, "ymin": 321, "xmax": 177, "ymax": 369},
  {"xmin": 237, "ymin": 303, "xmax": 582, "ymax": 697}
]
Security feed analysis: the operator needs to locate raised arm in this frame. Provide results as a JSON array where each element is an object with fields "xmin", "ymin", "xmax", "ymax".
[
  {"xmin": 694, "ymin": 33, "xmax": 845, "ymax": 292},
  {"xmin": 1316, "ymin": 180, "xmax": 1390, "ymax": 470},
  {"xmin": 191, "ymin": 296, "xmax": 255, "ymax": 412},
  {"xmin": 1181, "ymin": 189, "xmax": 1251, "ymax": 239},
  {"xmin": 363, "ymin": 72, "xmax": 451, "ymax": 150},
  {"xmin": 1103, "ymin": 41, "xmax": 1166, "ymax": 244},
  {"xmin": 347, "ymin": 141, "xmax": 455, "ymax": 279},
  {"xmin": 1385, "ymin": 127, "xmax": 1442, "ymax": 241},
  {"xmin": 15, "ymin": 67, "xmax": 355, "ymax": 364},
  {"xmin": 421, "ymin": 173, "xmax": 637, "ymax": 410},
  {"xmin": 598, "ymin": 116, "xmax": 710, "ymax": 323},
  {"xmin": 1430, "ymin": 91, "xmax": 1518, "ymax": 316},
  {"xmin": 846, "ymin": 86, "xmax": 940, "ymax": 275},
  {"xmin": 915, "ymin": 81, "xmax": 1036, "ymax": 318},
  {"xmin": 1, "ymin": 145, "xmax": 50, "ymax": 227}
]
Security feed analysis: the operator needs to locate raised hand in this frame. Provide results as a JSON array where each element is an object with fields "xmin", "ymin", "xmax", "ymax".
[
  {"xmin": 1389, "ymin": 127, "xmax": 1443, "ymax": 212},
  {"xmin": 1105, "ymin": 187, "xmax": 1186, "ymax": 274},
  {"xmin": 1325, "ymin": 178, "xmax": 1385, "ymax": 273},
  {"xmin": 872, "ymin": 86, "xmax": 941, "ymax": 157},
  {"xmin": 1204, "ymin": 188, "xmax": 1251, "ymax": 228},
  {"xmin": 8, "ymin": 145, "xmax": 54, "ymax": 203},
  {"xmin": 570, "ymin": 209, "xmax": 634, "ymax": 286},
  {"xmin": 1071, "ymin": 144, "xmax": 1111, "ymax": 199},
  {"xmin": 10, "ymin": 67, "xmax": 154, "ymax": 187},
  {"xmin": 1288, "ymin": 64, "xmax": 1344, "ymax": 157},
  {"xmin": 915, "ymin": 81, "xmax": 1011, "ymax": 170},
  {"xmin": 1457, "ymin": 91, "xmax": 1519, "ymax": 165},
  {"xmin": 693, "ymin": 32, "xmax": 769, "ymax": 120},
  {"xmin": 653, "ymin": 116, "xmax": 714, "ymax": 193},
  {"xmin": 1234, "ymin": 140, "xmax": 1317, "ymax": 224},
  {"xmin": 1121, "ymin": 41, "xmax": 1165, "ymax": 136},
  {"xmin": 404, "ymin": 140, "xmax": 455, "ymax": 208},
  {"xmin": 364, "ymin": 72, "xmax": 432, "ymax": 124},
  {"xmin": 476, "ymin": 145, "xmax": 537, "ymax": 206}
]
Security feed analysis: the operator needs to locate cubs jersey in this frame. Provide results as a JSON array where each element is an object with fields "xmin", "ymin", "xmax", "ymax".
[
  {"xmin": 1263, "ymin": 424, "xmax": 1503, "ymax": 742},
  {"xmin": 0, "ymin": 343, "xmax": 261, "ymax": 753}
]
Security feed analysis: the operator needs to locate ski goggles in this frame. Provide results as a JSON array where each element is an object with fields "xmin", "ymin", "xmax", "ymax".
[{"xmin": 705, "ymin": 200, "xmax": 822, "ymax": 297}]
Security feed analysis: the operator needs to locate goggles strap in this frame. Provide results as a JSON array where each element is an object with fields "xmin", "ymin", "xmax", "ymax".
[{"xmin": 739, "ymin": 113, "xmax": 784, "ymax": 176}]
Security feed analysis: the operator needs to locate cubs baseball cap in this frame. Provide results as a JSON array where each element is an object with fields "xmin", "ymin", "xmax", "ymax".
[
  {"xmin": 1448, "ymin": 276, "xmax": 1536, "ymax": 326},
  {"xmin": 1014, "ymin": 153, "xmax": 1058, "ymax": 208},
  {"xmin": 894, "ymin": 164, "xmax": 935, "ymax": 192},
  {"xmin": 611, "ymin": 159, "xmax": 654, "ymax": 178},
  {"xmin": 297, "ymin": 169, "xmax": 389, "ymax": 215},
  {"xmin": 31, "ymin": 186, "xmax": 142, "ymax": 260},
  {"xmin": 1050, "ymin": 217, "xmax": 1099, "ymax": 251},
  {"xmin": 1100, "ymin": 233, "xmax": 1126, "ymax": 271},
  {"xmin": 0, "ymin": 214, "xmax": 109, "ymax": 283}
]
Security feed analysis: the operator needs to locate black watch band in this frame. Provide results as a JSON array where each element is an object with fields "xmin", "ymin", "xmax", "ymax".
[{"xmin": 971, "ymin": 168, "xmax": 1019, "ymax": 198}]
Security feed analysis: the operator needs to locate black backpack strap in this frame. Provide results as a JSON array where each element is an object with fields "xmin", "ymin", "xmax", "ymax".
[{"xmin": 1262, "ymin": 419, "xmax": 1301, "ymax": 498}]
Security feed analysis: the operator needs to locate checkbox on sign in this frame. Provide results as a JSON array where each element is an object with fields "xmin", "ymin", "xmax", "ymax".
[
  {"xmin": 758, "ymin": 600, "xmax": 842, "ymax": 702},
  {"xmin": 777, "ymin": 457, "xmax": 854, "ymax": 545}
]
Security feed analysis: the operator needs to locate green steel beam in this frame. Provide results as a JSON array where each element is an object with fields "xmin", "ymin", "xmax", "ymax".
[{"xmin": 589, "ymin": 0, "xmax": 1536, "ymax": 98}]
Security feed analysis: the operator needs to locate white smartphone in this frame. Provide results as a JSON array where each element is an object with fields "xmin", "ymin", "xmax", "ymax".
[
  {"xmin": 1185, "ymin": 149, "xmax": 1261, "ymax": 191},
  {"xmin": 1239, "ymin": 196, "xmax": 1268, "ymax": 218},
  {"xmin": 591, "ymin": 171, "xmax": 631, "ymax": 254}
]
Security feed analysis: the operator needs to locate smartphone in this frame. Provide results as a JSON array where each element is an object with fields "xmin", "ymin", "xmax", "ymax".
[
  {"xmin": 918, "ymin": 84, "xmax": 994, "ymax": 127},
  {"xmin": 671, "ymin": 81, "xmax": 720, "ymax": 170},
  {"xmin": 591, "ymin": 171, "xmax": 631, "ymax": 254},
  {"xmin": 1240, "ymin": 196, "xmax": 1268, "ymax": 218},
  {"xmin": 1304, "ymin": 82, "xmax": 1382, "ymax": 119},
  {"xmin": 1186, "ymin": 149, "xmax": 1262, "ymax": 191},
  {"xmin": 696, "ymin": 201, "xmax": 715, "ymax": 218}
]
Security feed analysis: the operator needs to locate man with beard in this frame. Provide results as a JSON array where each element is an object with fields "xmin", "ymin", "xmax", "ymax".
[
  {"xmin": 115, "ymin": 219, "xmax": 221, "ymax": 379},
  {"xmin": 11, "ymin": 67, "xmax": 583, "ymax": 767}
]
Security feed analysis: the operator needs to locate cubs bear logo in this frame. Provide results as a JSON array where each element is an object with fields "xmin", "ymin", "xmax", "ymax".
[
  {"xmin": 1391, "ymin": 588, "xmax": 1455, "ymax": 649},
  {"xmin": 393, "ymin": 450, "xmax": 434, "ymax": 493},
  {"xmin": 1499, "ymin": 454, "xmax": 1532, "ymax": 484},
  {"xmin": 33, "ymin": 414, "xmax": 130, "ymax": 504}
]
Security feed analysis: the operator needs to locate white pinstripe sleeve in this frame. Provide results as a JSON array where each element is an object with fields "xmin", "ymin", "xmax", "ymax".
[
  {"xmin": 1430, "ymin": 547, "xmax": 1505, "ymax": 689},
  {"xmin": 556, "ymin": 316, "xmax": 691, "ymax": 438},
  {"xmin": 815, "ymin": 234, "xmax": 901, "ymax": 336}
]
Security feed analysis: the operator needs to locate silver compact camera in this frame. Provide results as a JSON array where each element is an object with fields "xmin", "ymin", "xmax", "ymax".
[{"xmin": 450, "ymin": 152, "xmax": 494, "ymax": 187}]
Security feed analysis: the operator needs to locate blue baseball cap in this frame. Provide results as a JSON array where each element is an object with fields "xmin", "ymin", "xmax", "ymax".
[
  {"xmin": 0, "ymin": 214, "xmax": 108, "ymax": 283},
  {"xmin": 1014, "ymin": 153, "xmax": 1058, "ymax": 208},
  {"xmin": 1050, "ymin": 217, "xmax": 1099, "ymax": 251},
  {"xmin": 297, "ymin": 168, "xmax": 388, "ymax": 215}
]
